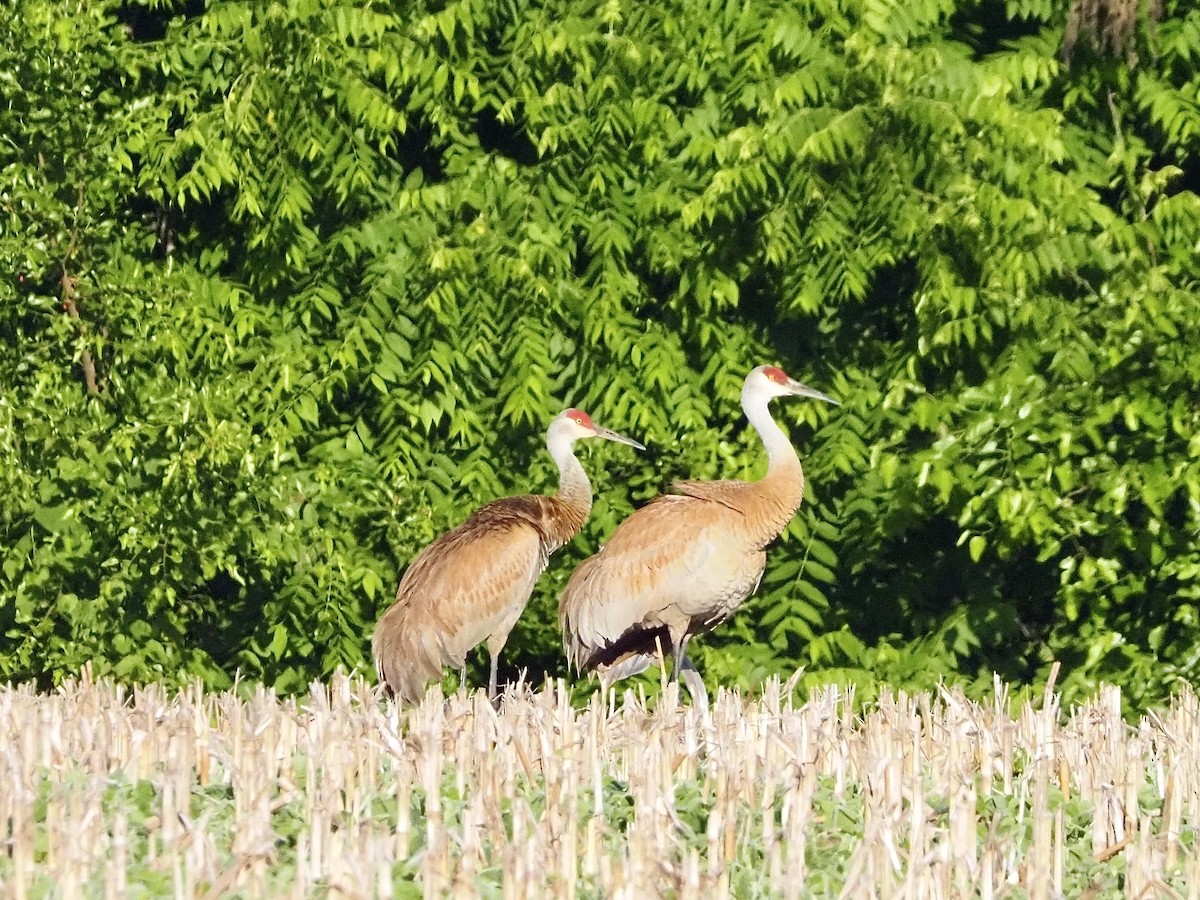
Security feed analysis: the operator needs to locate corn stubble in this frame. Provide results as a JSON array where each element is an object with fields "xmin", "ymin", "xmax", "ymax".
[{"xmin": 0, "ymin": 671, "xmax": 1196, "ymax": 898}]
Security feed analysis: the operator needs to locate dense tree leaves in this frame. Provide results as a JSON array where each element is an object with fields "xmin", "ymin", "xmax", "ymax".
[{"xmin": 1, "ymin": 0, "xmax": 1196, "ymax": 706}]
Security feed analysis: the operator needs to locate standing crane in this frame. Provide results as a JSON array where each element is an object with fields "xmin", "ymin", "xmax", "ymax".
[
  {"xmin": 373, "ymin": 408, "xmax": 643, "ymax": 703},
  {"xmin": 558, "ymin": 365, "xmax": 839, "ymax": 710}
]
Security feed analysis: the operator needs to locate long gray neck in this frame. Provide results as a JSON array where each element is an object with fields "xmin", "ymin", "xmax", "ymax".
[
  {"xmin": 547, "ymin": 431, "xmax": 593, "ymax": 513},
  {"xmin": 741, "ymin": 385, "xmax": 806, "ymax": 545},
  {"xmin": 742, "ymin": 388, "xmax": 799, "ymax": 474}
]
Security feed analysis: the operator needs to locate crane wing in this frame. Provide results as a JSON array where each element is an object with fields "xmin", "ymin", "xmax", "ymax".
[
  {"xmin": 374, "ymin": 497, "xmax": 555, "ymax": 700},
  {"xmin": 399, "ymin": 521, "xmax": 546, "ymax": 660},
  {"xmin": 668, "ymin": 478, "xmax": 751, "ymax": 514},
  {"xmin": 560, "ymin": 492, "xmax": 765, "ymax": 671}
]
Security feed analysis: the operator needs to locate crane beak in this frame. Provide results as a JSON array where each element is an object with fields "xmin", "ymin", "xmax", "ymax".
[
  {"xmin": 593, "ymin": 426, "xmax": 646, "ymax": 451},
  {"xmin": 787, "ymin": 379, "xmax": 840, "ymax": 406}
]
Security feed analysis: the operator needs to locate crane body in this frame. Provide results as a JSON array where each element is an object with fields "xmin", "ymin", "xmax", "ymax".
[
  {"xmin": 559, "ymin": 366, "xmax": 838, "ymax": 709},
  {"xmin": 373, "ymin": 409, "xmax": 642, "ymax": 703}
]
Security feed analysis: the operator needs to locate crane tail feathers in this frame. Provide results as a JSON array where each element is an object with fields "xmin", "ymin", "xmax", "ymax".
[{"xmin": 372, "ymin": 605, "xmax": 447, "ymax": 704}]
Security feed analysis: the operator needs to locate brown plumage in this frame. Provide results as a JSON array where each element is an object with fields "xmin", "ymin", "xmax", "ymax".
[
  {"xmin": 558, "ymin": 365, "xmax": 839, "ymax": 710},
  {"xmin": 373, "ymin": 408, "xmax": 642, "ymax": 703}
]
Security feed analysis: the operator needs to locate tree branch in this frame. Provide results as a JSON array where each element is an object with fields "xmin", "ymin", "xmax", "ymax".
[{"xmin": 60, "ymin": 271, "xmax": 100, "ymax": 396}]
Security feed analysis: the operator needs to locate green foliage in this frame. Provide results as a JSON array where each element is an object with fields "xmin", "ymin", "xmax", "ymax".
[{"xmin": 1, "ymin": 0, "xmax": 1197, "ymax": 706}]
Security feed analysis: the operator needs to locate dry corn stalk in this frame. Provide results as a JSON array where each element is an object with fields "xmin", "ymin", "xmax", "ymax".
[{"xmin": 0, "ymin": 674, "xmax": 1196, "ymax": 898}]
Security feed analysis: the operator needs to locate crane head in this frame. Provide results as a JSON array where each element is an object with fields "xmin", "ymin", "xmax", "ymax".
[
  {"xmin": 748, "ymin": 365, "xmax": 840, "ymax": 406},
  {"xmin": 552, "ymin": 408, "xmax": 645, "ymax": 450}
]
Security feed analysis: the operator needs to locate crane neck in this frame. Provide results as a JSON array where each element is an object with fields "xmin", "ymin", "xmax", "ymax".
[
  {"xmin": 547, "ymin": 429, "xmax": 593, "ymax": 529},
  {"xmin": 744, "ymin": 389, "xmax": 801, "ymax": 475},
  {"xmin": 741, "ymin": 388, "xmax": 806, "ymax": 545}
]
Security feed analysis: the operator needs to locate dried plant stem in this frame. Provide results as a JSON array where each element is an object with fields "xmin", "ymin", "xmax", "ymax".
[{"xmin": 0, "ymin": 676, "xmax": 1196, "ymax": 897}]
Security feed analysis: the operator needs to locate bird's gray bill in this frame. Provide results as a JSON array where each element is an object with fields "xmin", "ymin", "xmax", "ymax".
[
  {"xmin": 789, "ymin": 380, "xmax": 840, "ymax": 406},
  {"xmin": 598, "ymin": 428, "xmax": 646, "ymax": 450}
]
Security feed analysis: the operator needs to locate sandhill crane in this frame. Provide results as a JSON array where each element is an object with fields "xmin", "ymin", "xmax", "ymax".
[
  {"xmin": 373, "ymin": 408, "xmax": 643, "ymax": 703},
  {"xmin": 558, "ymin": 365, "xmax": 838, "ymax": 710}
]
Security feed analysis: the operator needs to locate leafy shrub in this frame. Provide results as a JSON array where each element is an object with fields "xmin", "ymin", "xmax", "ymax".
[{"xmin": 1, "ymin": 0, "xmax": 1197, "ymax": 706}]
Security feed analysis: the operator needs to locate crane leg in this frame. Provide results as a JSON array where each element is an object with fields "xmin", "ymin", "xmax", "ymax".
[
  {"xmin": 670, "ymin": 633, "xmax": 709, "ymax": 712},
  {"xmin": 678, "ymin": 660, "xmax": 709, "ymax": 714},
  {"xmin": 487, "ymin": 652, "xmax": 499, "ymax": 703},
  {"xmin": 669, "ymin": 631, "xmax": 690, "ymax": 681}
]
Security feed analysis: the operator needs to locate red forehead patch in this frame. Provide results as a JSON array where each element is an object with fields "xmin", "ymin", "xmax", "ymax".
[
  {"xmin": 762, "ymin": 366, "xmax": 789, "ymax": 383},
  {"xmin": 565, "ymin": 408, "xmax": 594, "ymax": 428}
]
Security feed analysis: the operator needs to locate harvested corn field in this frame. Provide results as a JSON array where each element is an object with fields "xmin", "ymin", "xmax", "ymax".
[{"xmin": 1, "ymin": 672, "xmax": 1197, "ymax": 898}]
